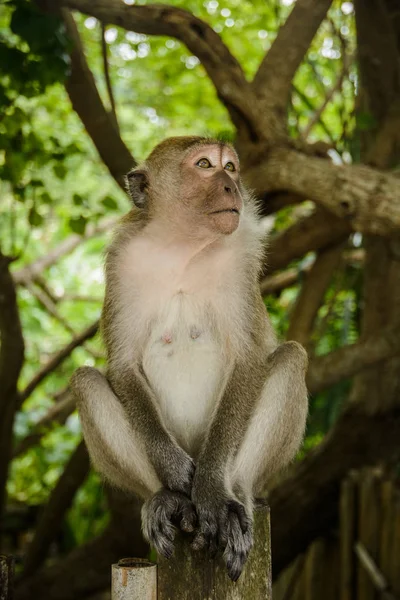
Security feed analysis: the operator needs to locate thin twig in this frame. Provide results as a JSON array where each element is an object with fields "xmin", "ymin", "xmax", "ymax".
[
  {"xmin": 101, "ymin": 22, "xmax": 119, "ymax": 131},
  {"xmin": 19, "ymin": 320, "xmax": 99, "ymax": 405},
  {"xmin": 13, "ymin": 217, "xmax": 116, "ymax": 285}
]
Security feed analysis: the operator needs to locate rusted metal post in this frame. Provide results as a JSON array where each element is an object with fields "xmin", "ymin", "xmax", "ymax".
[
  {"xmin": 111, "ymin": 558, "xmax": 157, "ymax": 600},
  {"xmin": 0, "ymin": 555, "xmax": 14, "ymax": 600},
  {"xmin": 158, "ymin": 505, "xmax": 271, "ymax": 600}
]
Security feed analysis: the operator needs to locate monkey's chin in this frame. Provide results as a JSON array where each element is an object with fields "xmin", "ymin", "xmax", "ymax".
[{"xmin": 210, "ymin": 212, "xmax": 240, "ymax": 235}]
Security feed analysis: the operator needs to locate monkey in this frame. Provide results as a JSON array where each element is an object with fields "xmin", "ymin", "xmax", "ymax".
[{"xmin": 70, "ymin": 136, "xmax": 308, "ymax": 581}]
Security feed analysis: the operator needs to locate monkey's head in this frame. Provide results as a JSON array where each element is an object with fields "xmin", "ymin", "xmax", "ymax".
[{"xmin": 126, "ymin": 136, "xmax": 245, "ymax": 236}]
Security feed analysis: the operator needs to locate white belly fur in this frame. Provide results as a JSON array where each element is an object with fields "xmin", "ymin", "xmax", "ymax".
[{"xmin": 142, "ymin": 293, "xmax": 223, "ymax": 455}]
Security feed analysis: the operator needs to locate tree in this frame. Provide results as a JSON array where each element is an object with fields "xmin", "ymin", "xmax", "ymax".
[{"xmin": 0, "ymin": 0, "xmax": 400, "ymax": 597}]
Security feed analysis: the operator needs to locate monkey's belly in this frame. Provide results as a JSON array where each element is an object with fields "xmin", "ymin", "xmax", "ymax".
[{"xmin": 142, "ymin": 325, "xmax": 223, "ymax": 455}]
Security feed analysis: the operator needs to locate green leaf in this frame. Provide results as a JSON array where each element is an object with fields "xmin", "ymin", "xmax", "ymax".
[
  {"xmin": 53, "ymin": 163, "xmax": 67, "ymax": 179},
  {"xmin": 69, "ymin": 216, "xmax": 87, "ymax": 235},
  {"xmin": 73, "ymin": 193, "xmax": 84, "ymax": 206},
  {"xmin": 28, "ymin": 207, "xmax": 43, "ymax": 227},
  {"xmin": 101, "ymin": 196, "xmax": 118, "ymax": 210}
]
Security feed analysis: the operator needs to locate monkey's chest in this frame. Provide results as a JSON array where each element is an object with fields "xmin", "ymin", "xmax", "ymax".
[{"xmin": 141, "ymin": 297, "xmax": 224, "ymax": 455}]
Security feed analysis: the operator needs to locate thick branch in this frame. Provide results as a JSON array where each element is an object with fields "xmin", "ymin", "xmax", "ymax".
[
  {"xmin": 252, "ymin": 0, "xmax": 333, "ymax": 114},
  {"xmin": 286, "ymin": 243, "xmax": 344, "ymax": 346},
  {"xmin": 248, "ymin": 148, "xmax": 400, "ymax": 236},
  {"xmin": 13, "ymin": 217, "xmax": 116, "ymax": 286},
  {"xmin": 0, "ymin": 255, "xmax": 24, "ymax": 410},
  {"xmin": 0, "ymin": 253, "xmax": 24, "ymax": 519},
  {"xmin": 56, "ymin": 0, "xmax": 260, "ymax": 137},
  {"xmin": 261, "ymin": 249, "xmax": 364, "ymax": 296},
  {"xmin": 266, "ymin": 209, "xmax": 350, "ymax": 275},
  {"xmin": 270, "ymin": 404, "xmax": 400, "ymax": 579},
  {"xmin": 307, "ymin": 324, "xmax": 400, "ymax": 395},
  {"xmin": 19, "ymin": 320, "xmax": 99, "ymax": 404},
  {"xmin": 23, "ymin": 441, "xmax": 90, "ymax": 577},
  {"xmin": 62, "ymin": 9, "xmax": 135, "ymax": 188}
]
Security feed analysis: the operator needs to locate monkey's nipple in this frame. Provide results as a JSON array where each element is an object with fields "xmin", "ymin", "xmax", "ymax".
[
  {"xmin": 190, "ymin": 327, "xmax": 201, "ymax": 340},
  {"xmin": 161, "ymin": 332, "xmax": 173, "ymax": 344}
]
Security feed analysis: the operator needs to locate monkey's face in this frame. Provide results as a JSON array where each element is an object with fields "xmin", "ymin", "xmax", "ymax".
[
  {"xmin": 126, "ymin": 138, "xmax": 244, "ymax": 237},
  {"xmin": 178, "ymin": 144, "xmax": 243, "ymax": 236}
]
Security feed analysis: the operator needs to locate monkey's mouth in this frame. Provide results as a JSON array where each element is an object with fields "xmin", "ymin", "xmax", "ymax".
[{"xmin": 211, "ymin": 208, "xmax": 240, "ymax": 215}]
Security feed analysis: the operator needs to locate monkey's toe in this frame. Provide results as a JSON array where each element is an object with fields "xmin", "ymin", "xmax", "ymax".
[
  {"xmin": 224, "ymin": 510, "xmax": 253, "ymax": 581},
  {"xmin": 142, "ymin": 489, "xmax": 196, "ymax": 558}
]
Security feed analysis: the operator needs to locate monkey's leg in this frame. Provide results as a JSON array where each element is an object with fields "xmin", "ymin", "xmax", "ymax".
[
  {"xmin": 71, "ymin": 366, "xmax": 160, "ymax": 497},
  {"xmin": 71, "ymin": 366, "xmax": 196, "ymax": 556},
  {"xmin": 231, "ymin": 341, "xmax": 308, "ymax": 498}
]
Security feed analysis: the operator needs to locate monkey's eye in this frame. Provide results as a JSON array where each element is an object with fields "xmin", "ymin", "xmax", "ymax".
[
  {"xmin": 196, "ymin": 158, "xmax": 212, "ymax": 169},
  {"xmin": 224, "ymin": 162, "xmax": 235, "ymax": 172}
]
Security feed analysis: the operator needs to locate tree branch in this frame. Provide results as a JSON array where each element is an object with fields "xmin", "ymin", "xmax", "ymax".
[
  {"xmin": 13, "ymin": 217, "xmax": 116, "ymax": 286},
  {"xmin": 13, "ymin": 389, "xmax": 75, "ymax": 458},
  {"xmin": 22, "ymin": 441, "xmax": 90, "ymax": 577},
  {"xmin": 307, "ymin": 324, "xmax": 400, "ymax": 395},
  {"xmin": 0, "ymin": 252, "xmax": 25, "ymax": 519},
  {"xmin": 266, "ymin": 209, "xmax": 351, "ymax": 275},
  {"xmin": 261, "ymin": 249, "xmax": 363, "ymax": 296},
  {"xmin": 248, "ymin": 147, "xmax": 400, "ymax": 236},
  {"xmin": 252, "ymin": 0, "xmax": 333, "ymax": 115},
  {"xmin": 19, "ymin": 320, "xmax": 99, "ymax": 405},
  {"xmin": 286, "ymin": 243, "xmax": 344, "ymax": 346},
  {"xmin": 301, "ymin": 55, "xmax": 350, "ymax": 140},
  {"xmin": 100, "ymin": 22, "xmax": 119, "ymax": 131},
  {"xmin": 55, "ymin": 0, "xmax": 261, "ymax": 139},
  {"xmin": 62, "ymin": 9, "xmax": 135, "ymax": 188}
]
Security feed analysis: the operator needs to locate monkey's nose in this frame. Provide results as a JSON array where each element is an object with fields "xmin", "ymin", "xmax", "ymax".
[{"xmin": 224, "ymin": 185, "xmax": 233, "ymax": 194}]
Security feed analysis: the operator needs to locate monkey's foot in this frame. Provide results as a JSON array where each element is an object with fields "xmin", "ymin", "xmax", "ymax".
[
  {"xmin": 224, "ymin": 509, "xmax": 253, "ymax": 582},
  {"xmin": 141, "ymin": 489, "xmax": 197, "ymax": 559},
  {"xmin": 191, "ymin": 497, "xmax": 253, "ymax": 581}
]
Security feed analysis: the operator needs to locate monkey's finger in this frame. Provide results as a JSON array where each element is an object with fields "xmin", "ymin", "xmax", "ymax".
[
  {"xmin": 224, "ymin": 511, "xmax": 253, "ymax": 582},
  {"xmin": 228, "ymin": 500, "xmax": 251, "ymax": 534}
]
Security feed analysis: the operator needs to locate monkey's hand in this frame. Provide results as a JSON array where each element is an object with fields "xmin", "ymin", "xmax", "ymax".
[
  {"xmin": 191, "ymin": 474, "xmax": 253, "ymax": 581},
  {"xmin": 153, "ymin": 443, "xmax": 195, "ymax": 497},
  {"xmin": 142, "ymin": 489, "xmax": 197, "ymax": 559}
]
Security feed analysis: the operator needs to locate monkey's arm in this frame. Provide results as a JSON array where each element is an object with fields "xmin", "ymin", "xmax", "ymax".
[{"xmin": 107, "ymin": 365, "xmax": 195, "ymax": 497}]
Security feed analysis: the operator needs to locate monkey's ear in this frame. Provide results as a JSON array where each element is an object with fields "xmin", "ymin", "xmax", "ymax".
[{"xmin": 126, "ymin": 169, "xmax": 148, "ymax": 208}]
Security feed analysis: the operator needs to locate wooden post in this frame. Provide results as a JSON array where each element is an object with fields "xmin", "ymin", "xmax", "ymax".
[
  {"xmin": 112, "ymin": 558, "xmax": 157, "ymax": 600},
  {"xmin": 0, "ymin": 555, "xmax": 14, "ymax": 600},
  {"xmin": 158, "ymin": 505, "xmax": 271, "ymax": 600}
]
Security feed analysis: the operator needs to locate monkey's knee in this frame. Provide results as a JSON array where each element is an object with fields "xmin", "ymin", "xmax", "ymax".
[
  {"xmin": 269, "ymin": 340, "xmax": 308, "ymax": 371},
  {"xmin": 70, "ymin": 366, "xmax": 108, "ymax": 405}
]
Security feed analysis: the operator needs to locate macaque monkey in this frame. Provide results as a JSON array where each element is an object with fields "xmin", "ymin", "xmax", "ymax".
[{"xmin": 70, "ymin": 136, "xmax": 308, "ymax": 581}]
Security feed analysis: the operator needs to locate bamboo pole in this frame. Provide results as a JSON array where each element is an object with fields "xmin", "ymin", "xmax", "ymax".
[
  {"xmin": 157, "ymin": 505, "xmax": 271, "ymax": 600},
  {"xmin": 111, "ymin": 558, "xmax": 157, "ymax": 600},
  {"xmin": 0, "ymin": 555, "xmax": 14, "ymax": 600}
]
